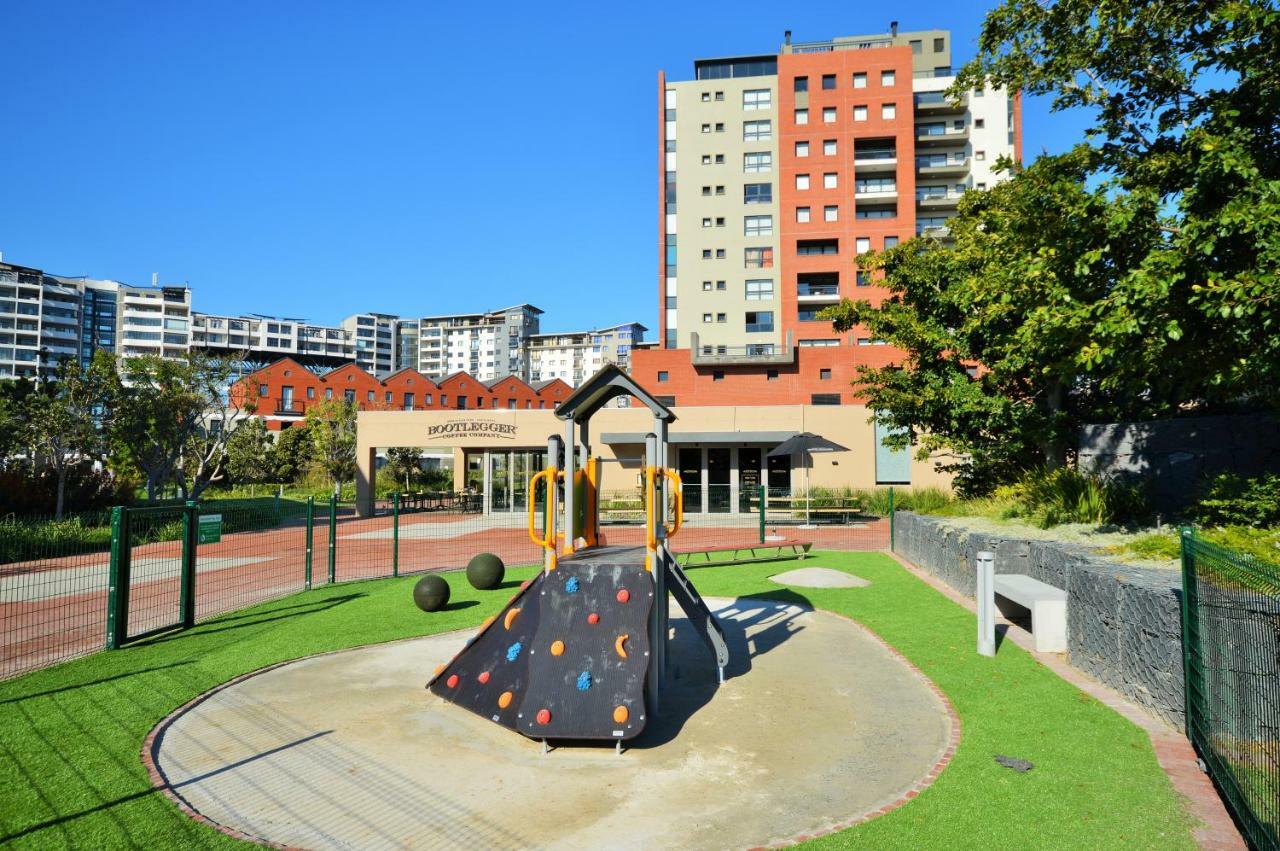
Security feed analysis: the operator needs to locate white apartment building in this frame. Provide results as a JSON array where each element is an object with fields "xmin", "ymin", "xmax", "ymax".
[
  {"xmin": 528, "ymin": 323, "xmax": 647, "ymax": 385},
  {"xmin": 416, "ymin": 305, "xmax": 542, "ymax": 382}
]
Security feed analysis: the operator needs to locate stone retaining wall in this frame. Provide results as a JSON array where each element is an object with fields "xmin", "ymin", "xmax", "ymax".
[{"xmin": 893, "ymin": 512, "xmax": 1185, "ymax": 729}]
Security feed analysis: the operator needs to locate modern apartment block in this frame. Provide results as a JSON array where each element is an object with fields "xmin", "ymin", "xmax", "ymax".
[
  {"xmin": 528, "ymin": 322, "xmax": 647, "ymax": 384},
  {"xmin": 657, "ymin": 25, "xmax": 1021, "ymax": 358},
  {"xmin": 416, "ymin": 305, "xmax": 543, "ymax": 382},
  {"xmin": 191, "ymin": 313, "xmax": 357, "ymax": 369},
  {"xmin": 340, "ymin": 312, "xmax": 400, "ymax": 375}
]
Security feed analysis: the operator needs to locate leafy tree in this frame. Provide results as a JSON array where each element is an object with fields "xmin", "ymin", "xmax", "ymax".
[
  {"xmin": 272, "ymin": 425, "xmax": 314, "ymax": 483},
  {"xmin": 226, "ymin": 417, "xmax": 274, "ymax": 486},
  {"xmin": 24, "ymin": 358, "xmax": 107, "ymax": 518},
  {"xmin": 385, "ymin": 446, "xmax": 423, "ymax": 491},
  {"xmin": 0, "ymin": 376, "xmax": 38, "ymax": 467},
  {"xmin": 305, "ymin": 399, "xmax": 357, "ymax": 497}
]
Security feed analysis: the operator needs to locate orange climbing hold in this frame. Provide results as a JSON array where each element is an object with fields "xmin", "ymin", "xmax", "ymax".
[
  {"xmin": 615, "ymin": 634, "xmax": 630, "ymax": 659},
  {"xmin": 613, "ymin": 705, "xmax": 629, "ymax": 724},
  {"xmin": 498, "ymin": 691, "xmax": 513, "ymax": 709},
  {"xmin": 478, "ymin": 671, "xmax": 491, "ymax": 684},
  {"xmin": 446, "ymin": 674, "xmax": 459, "ymax": 688},
  {"xmin": 587, "ymin": 612, "xmax": 600, "ymax": 625},
  {"xmin": 550, "ymin": 640, "xmax": 566, "ymax": 657},
  {"xmin": 616, "ymin": 588, "xmax": 630, "ymax": 603},
  {"xmin": 504, "ymin": 607, "xmax": 522, "ymax": 630},
  {"xmin": 536, "ymin": 708, "xmax": 552, "ymax": 725},
  {"xmin": 434, "ymin": 663, "xmax": 446, "ymax": 676},
  {"xmin": 481, "ymin": 615, "xmax": 496, "ymax": 630}
]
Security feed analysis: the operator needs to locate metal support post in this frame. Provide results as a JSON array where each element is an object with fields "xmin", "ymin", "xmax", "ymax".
[
  {"xmin": 976, "ymin": 550, "xmax": 996, "ymax": 656},
  {"xmin": 106, "ymin": 506, "xmax": 129, "ymax": 649},
  {"xmin": 304, "ymin": 496, "xmax": 314, "ymax": 590},
  {"xmin": 180, "ymin": 500, "xmax": 198, "ymax": 629},
  {"xmin": 328, "ymin": 494, "xmax": 337, "ymax": 584},
  {"xmin": 889, "ymin": 486, "xmax": 896, "ymax": 552},
  {"xmin": 392, "ymin": 492, "xmax": 400, "ymax": 578},
  {"xmin": 758, "ymin": 484, "xmax": 766, "ymax": 543}
]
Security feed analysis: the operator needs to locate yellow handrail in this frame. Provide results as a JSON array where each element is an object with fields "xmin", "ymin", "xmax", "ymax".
[
  {"xmin": 644, "ymin": 466, "xmax": 657, "ymax": 552},
  {"xmin": 527, "ymin": 467, "xmax": 556, "ymax": 552},
  {"xmin": 662, "ymin": 469, "xmax": 683, "ymax": 539}
]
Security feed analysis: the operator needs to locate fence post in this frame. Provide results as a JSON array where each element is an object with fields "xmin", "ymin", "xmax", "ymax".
[
  {"xmin": 758, "ymin": 484, "xmax": 766, "ymax": 543},
  {"xmin": 105, "ymin": 506, "xmax": 129, "ymax": 650},
  {"xmin": 328, "ymin": 494, "xmax": 337, "ymax": 584},
  {"xmin": 180, "ymin": 500, "xmax": 198, "ymax": 629},
  {"xmin": 304, "ymin": 496, "xmax": 314, "ymax": 591},
  {"xmin": 393, "ymin": 492, "xmax": 400, "ymax": 578},
  {"xmin": 888, "ymin": 486, "xmax": 896, "ymax": 552},
  {"xmin": 976, "ymin": 550, "xmax": 996, "ymax": 657},
  {"xmin": 1178, "ymin": 526, "xmax": 1197, "ymax": 739}
]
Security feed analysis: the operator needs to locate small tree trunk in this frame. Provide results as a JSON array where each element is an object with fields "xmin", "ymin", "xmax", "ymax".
[{"xmin": 55, "ymin": 465, "xmax": 67, "ymax": 521}]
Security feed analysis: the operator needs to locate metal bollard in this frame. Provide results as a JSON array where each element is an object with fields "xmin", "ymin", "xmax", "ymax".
[{"xmin": 976, "ymin": 550, "xmax": 996, "ymax": 656}]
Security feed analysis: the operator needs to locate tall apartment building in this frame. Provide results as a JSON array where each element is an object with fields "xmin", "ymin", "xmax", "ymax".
[
  {"xmin": 0, "ymin": 261, "xmax": 44, "ymax": 378},
  {"xmin": 658, "ymin": 25, "xmax": 1021, "ymax": 357},
  {"xmin": 191, "ymin": 313, "xmax": 357, "ymax": 369},
  {"xmin": 341, "ymin": 312, "xmax": 399, "ymax": 375},
  {"xmin": 416, "ymin": 305, "xmax": 543, "ymax": 382},
  {"xmin": 528, "ymin": 323, "xmax": 647, "ymax": 384}
]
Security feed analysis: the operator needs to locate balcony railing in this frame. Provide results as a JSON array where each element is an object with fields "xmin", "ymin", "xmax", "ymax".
[
  {"xmin": 274, "ymin": 402, "xmax": 307, "ymax": 416},
  {"xmin": 916, "ymin": 126, "xmax": 969, "ymax": 147},
  {"xmin": 913, "ymin": 91, "xmax": 968, "ymax": 113},
  {"xmin": 689, "ymin": 331, "xmax": 795, "ymax": 365},
  {"xmin": 912, "ymin": 68, "xmax": 953, "ymax": 79}
]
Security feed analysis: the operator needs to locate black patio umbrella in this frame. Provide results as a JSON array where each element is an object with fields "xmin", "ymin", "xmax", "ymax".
[{"xmin": 768, "ymin": 432, "xmax": 851, "ymax": 527}]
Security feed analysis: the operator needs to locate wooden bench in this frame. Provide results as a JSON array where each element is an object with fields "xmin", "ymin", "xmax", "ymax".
[
  {"xmin": 993, "ymin": 574, "xmax": 1068, "ymax": 653},
  {"xmin": 675, "ymin": 539, "xmax": 812, "ymax": 568}
]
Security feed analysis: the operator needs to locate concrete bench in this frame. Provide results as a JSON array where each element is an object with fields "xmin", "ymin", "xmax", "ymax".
[{"xmin": 993, "ymin": 574, "xmax": 1068, "ymax": 653}]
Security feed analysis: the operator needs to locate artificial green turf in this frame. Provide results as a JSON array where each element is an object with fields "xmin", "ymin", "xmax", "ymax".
[{"xmin": 0, "ymin": 552, "xmax": 1196, "ymax": 849}]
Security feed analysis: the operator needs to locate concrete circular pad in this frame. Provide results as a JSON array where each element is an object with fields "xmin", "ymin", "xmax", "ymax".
[
  {"xmin": 770, "ymin": 567, "xmax": 871, "ymax": 588},
  {"xmin": 151, "ymin": 598, "xmax": 952, "ymax": 850}
]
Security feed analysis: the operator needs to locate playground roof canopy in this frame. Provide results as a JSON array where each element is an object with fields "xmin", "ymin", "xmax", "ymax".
[{"xmin": 555, "ymin": 364, "xmax": 675, "ymax": 424}]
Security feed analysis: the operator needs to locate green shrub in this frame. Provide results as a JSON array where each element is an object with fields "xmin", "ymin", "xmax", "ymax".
[
  {"xmin": 0, "ymin": 514, "xmax": 114, "ymax": 565},
  {"xmin": 1195, "ymin": 472, "xmax": 1280, "ymax": 528},
  {"xmin": 1016, "ymin": 467, "xmax": 1149, "ymax": 528}
]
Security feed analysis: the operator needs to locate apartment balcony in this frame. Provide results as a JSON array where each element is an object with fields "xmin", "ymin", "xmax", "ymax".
[
  {"xmin": 913, "ymin": 91, "xmax": 968, "ymax": 115},
  {"xmin": 852, "ymin": 154, "xmax": 897, "ymax": 174},
  {"xmin": 916, "ymin": 126, "xmax": 969, "ymax": 147},
  {"xmin": 854, "ymin": 187, "xmax": 899, "ymax": 202},
  {"xmin": 917, "ymin": 190, "xmax": 965, "ymax": 210},
  {"xmin": 689, "ymin": 331, "xmax": 795, "ymax": 366},
  {"xmin": 41, "ymin": 326, "xmax": 79, "ymax": 341},
  {"xmin": 916, "ymin": 224, "xmax": 953, "ymax": 239},
  {"xmin": 274, "ymin": 402, "xmax": 307, "ymax": 416},
  {"xmin": 916, "ymin": 159, "xmax": 970, "ymax": 177},
  {"xmin": 796, "ymin": 285, "xmax": 842, "ymax": 306}
]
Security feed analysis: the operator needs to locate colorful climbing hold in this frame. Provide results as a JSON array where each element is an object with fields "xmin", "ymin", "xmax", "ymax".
[
  {"xmin": 565, "ymin": 576, "xmax": 579, "ymax": 593},
  {"xmin": 446, "ymin": 674, "xmax": 459, "ymax": 688},
  {"xmin": 550, "ymin": 640, "xmax": 565, "ymax": 657},
  {"xmin": 587, "ymin": 612, "xmax": 600, "ymax": 625},
  {"xmin": 613, "ymin": 705, "xmax": 629, "ymax": 724},
  {"xmin": 504, "ymin": 607, "xmax": 521, "ymax": 630},
  {"xmin": 615, "ymin": 634, "xmax": 630, "ymax": 659},
  {"xmin": 536, "ymin": 708, "xmax": 552, "ymax": 725},
  {"xmin": 498, "ymin": 691, "xmax": 513, "ymax": 709},
  {"xmin": 478, "ymin": 671, "xmax": 491, "ymax": 684},
  {"xmin": 576, "ymin": 671, "xmax": 592, "ymax": 691},
  {"xmin": 434, "ymin": 663, "xmax": 446, "ymax": 676},
  {"xmin": 616, "ymin": 588, "xmax": 630, "ymax": 603},
  {"xmin": 480, "ymin": 615, "xmax": 496, "ymax": 630},
  {"xmin": 520, "ymin": 579, "xmax": 531, "ymax": 590},
  {"xmin": 506, "ymin": 641, "xmax": 523, "ymax": 662}
]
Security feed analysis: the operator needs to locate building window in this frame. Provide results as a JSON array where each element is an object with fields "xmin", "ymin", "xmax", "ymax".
[
  {"xmin": 744, "ymin": 120, "xmax": 772, "ymax": 141},
  {"xmin": 715, "ymin": 91, "xmax": 724, "ymax": 101},
  {"xmin": 656, "ymin": 395, "xmax": 676, "ymax": 407},
  {"xmin": 823, "ymin": 139, "xmax": 836, "ymax": 156},
  {"xmin": 882, "ymin": 103, "xmax": 896, "ymax": 119},
  {"xmin": 702, "ymin": 217, "xmax": 712, "ymax": 228},
  {"xmin": 744, "ymin": 215, "xmax": 773, "ymax": 236},
  {"xmin": 657, "ymin": 371, "xmax": 669, "ymax": 382},
  {"xmin": 702, "ymin": 124, "xmax": 711, "ymax": 133},
  {"xmin": 853, "ymin": 105, "xmax": 868, "ymax": 121},
  {"xmin": 975, "ymin": 150, "xmax": 986, "ymax": 161},
  {"xmin": 701, "ymin": 92, "xmax": 710, "ymax": 102},
  {"xmin": 743, "ymin": 89, "xmax": 771, "ymax": 110},
  {"xmin": 715, "ymin": 153, "xmax": 725, "ymax": 163},
  {"xmin": 702, "ymin": 280, "xmax": 713, "ymax": 290},
  {"xmin": 794, "ymin": 76, "xmax": 808, "ymax": 92},
  {"xmin": 823, "ymin": 172, "xmax": 837, "ymax": 189},
  {"xmin": 716, "ymin": 216, "xmax": 725, "ymax": 226},
  {"xmin": 745, "ymin": 311, "xmax": 774, "ymax": 333},
  {"xmin": 344, "ymin": 389, "xmax": 355, "ymax": 403},
  {"xmin": 820, "ymin": 368, "xmax": 832, "ymax": 380},
  {"xmin": 258, "ymin": 384, "xmax": 269, "ymax": 397},
  {"xmin": 795, "ymin": 108, "xmax": 809, "ymax": 125},
  {"xmin": 795, "ymin": 141, "xmax": 809, "ymax": 157},
  {"xmin": 702, "ymin": 185, "xmax": 711, "ymax": 194},
  {"xmin": 884, "ymin": 236, "xmax": 900, "ymax": 248},
  {"xmin": 745, "ymin": 279, "xmax": 774, "ymax": 300},
  {"xmin": 856, "ymin": 206, "xmax": 896, "ymax": 219},
  {"xmin": 909, "ymin": 39, "xmax": 922, "ymax": 54},
  {"xmin": 703, "ymin": 249, "xmax": 712, "ymax": 259},
  {"xmin": 857, "ymin": 270, "xmax": 872, "ymax": 286},
  {"xmin": 744, "ymin": 182, "xmax": 772, "ymax": 204},
  {"xmin": 796, "ymin": 206, "xmax": 811, "ymax": 223},
  {"xmin": 975, "ymin": 118, "xmax": 985, "ymax": 128},
  {"xmin": 404, "ymin": 392, "xmax": 415, "ymax": 410},
  {"xmin": 811, "ymin": 393, "xmax": 842, "ymax": 405},
  {"xmin": 821, "ymin": 74, "xmax": 836, "ymax": 90},
  {"xmin": 796, "ymin": 173, "xmax": 810, "ymax": 190},
  {"xmin": 744, "ymin": 247, "xmax": 774, "ymax": 268},
  {"xmin": 744, "ymin": 151, "xmax": 772, "ymax": 173},
  {"xmin": 703, "ymin": 313, "xmax": 712, "ymax": 323},
  {"xmin": 797, "ymin": 238, "xmax": 838, "ymax": 255},
  {"xmin": 713, "ymin": 370, "xmax": 725, "ymax": 381},
  {"xmin": 715, "ymin": 185, "xmax": 725, "ymax": 195},
  {"xmin": 799, "ymin": 338, "xmax": 840, "ymax": 347},
  {"xmin": 326, "ymin": 388, "xmax": 334, "ymax": 399},
  {"xmin": 824, "ymin": 205, "xmax": 839, "ymax": 222},
  {"xmin": 367, "ymin": 390, "xmax": 375, "ymax": 402},
  {"xmin": 716, "ymin": 248, "xmax": 726, "ymax": 258},
  {"xmin": 822, "ymin": 106, "xmax": 836, "ymax": 123},
  {"xmin": 717, "ymin": 280, "xmax": 726, "ymax": 290},
  {"xmin": 307, "ymin": 387, "xmax": 315, "ymax": 399},
  {"xmin": 882, "ymin": 70, "xmax": 896, "ymax": 86},
  {"xmin": 385, "ymin": 391, "xmax": 393, "ymax": 403},
  {"xmin": 715, "ymin": 122, "xmax": 724, "ymax": 133},
  {"xmin": 767, "ymin": 370, "xmax": 779, "ymax": 380},
  {"xmin": 716, "ymin": 313, "xmax": 726, "ymax": 323},
  {"xmin": 852, "ymin": 72, "xmax": 867, "ymax": 89},
  {"xmin": 856, "ymin": 237, "xmax": 872, "ymax": 254},
  {"xmin": 934, "ymin": 36, "xmax": 945, "ymax": 51}
]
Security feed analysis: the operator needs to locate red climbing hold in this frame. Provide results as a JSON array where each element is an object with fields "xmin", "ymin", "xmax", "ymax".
[
  {"xmin": 587, "ymin": 612, "xmax": 600, "ymax": 625},
  {"xmin": 478, "ymin": 671, "xmax": 491, "ymax": 684},
  {"xmin": 616, "ymin": 588, "xmax": 630, "ymax": 603},
  {"xmin": 446, "ymin": 674, "xmax": 459, "ymax": 688},
  {"xmin": 536, "ymin": 708, "xmax": 552, "ymax": 725}
]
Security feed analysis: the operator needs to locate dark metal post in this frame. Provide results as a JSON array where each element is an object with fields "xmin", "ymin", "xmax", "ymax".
[
  {"xmin": 889, "ymin": 486, "xmax": 896, "ymax": 552},
  {"xmin": 1178, "ymin": 526, "xmax": 1196, "ymax": 738},
  {"xmin": 328, "ymin": 494, "xmax": 337, "ymax": 584},
  {"xmin": 106, "ymin": 506, "xmax": 129, "ymax": 649},
  {"xmin": 304, "ymin": 496, "xmax": 314, "ymax": 590},
  {"xmin": 180, "ymin": 500, "xmax": 198, "ymax": 629},
  {"xmin": 758, "ymin": 483, "xmax": 766, "ymax": 543},
  {"xmin": 392, "ymin": 492, "xmax": 401, "ymax": 578}
]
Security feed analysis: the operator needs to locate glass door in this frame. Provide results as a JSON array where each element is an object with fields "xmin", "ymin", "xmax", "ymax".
[
  {"xmin": 707, "ymin": 448, "xmax": 731, "ymax": 513},
  {"xmin": 679, "ymin": 448, "xmax": 703, "ymax": 514},
  {"xmin": 767, "ymin": 452, "xmax": 792, "ymax": 498},
  {"xmin": 739, "ymin": 448, "xmax": 762, "ymax": 513},
  {"xmin": 489, "ymin": 452, "xmax": 510, "ymax": 512}
]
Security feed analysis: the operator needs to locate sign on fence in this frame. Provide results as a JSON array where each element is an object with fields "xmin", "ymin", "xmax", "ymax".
[{"xmin": 198, "ymin": 514, "xmax": 222, "ymax": 544}]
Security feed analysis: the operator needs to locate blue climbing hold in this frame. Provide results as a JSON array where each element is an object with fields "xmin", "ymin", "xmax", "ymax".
[
  {"xmin": 565, "ymin": 577, "xmax": 579, "ymax": 593},
  {"xmin": 576, "ymin": 671, "xmax": 592, "ymax": 691},
  {"xmin": 506, "ymin": 641, "xmax": 523, "ymax": 662}
]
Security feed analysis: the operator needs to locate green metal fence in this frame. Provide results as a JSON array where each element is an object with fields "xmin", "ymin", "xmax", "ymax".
[{"xmin": 1180, "ymin": 528, "xmax": 1280, "ymax": 851}]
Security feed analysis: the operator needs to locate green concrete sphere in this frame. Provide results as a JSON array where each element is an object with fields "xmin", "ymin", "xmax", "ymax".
[
  {"xmin": 466, "ymin": 553, "xmax": 505, "ymax": 590},
  {"xmin": 413, "ymin": 575, "xmax": 451, "ymax": 612}
]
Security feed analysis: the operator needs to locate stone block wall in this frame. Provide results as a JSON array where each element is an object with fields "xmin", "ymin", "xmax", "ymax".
[{"xmin": 893, "ymin": 512, "xmax": 1186, "ymax": 728}]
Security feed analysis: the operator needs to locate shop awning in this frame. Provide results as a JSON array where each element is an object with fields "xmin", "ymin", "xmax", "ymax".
[{"xmin": 600, "ymin": 431, "xmax": 798, "ymax": 445}]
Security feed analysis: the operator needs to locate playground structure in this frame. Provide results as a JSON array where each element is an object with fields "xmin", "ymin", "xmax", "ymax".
[{"xmin": 426, "ymin": 366, "xmax": 730, "ymax": 744}]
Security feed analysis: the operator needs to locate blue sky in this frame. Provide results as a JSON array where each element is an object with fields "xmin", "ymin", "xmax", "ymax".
[{"xmin": 1, "ymin": 0, "xmax": 1087, "ymax": 335}]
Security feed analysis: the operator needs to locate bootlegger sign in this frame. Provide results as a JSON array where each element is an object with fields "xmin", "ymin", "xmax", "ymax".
[{"xmin": 426, "ymin": 420, "xmax": 518, "ymax": 440}]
